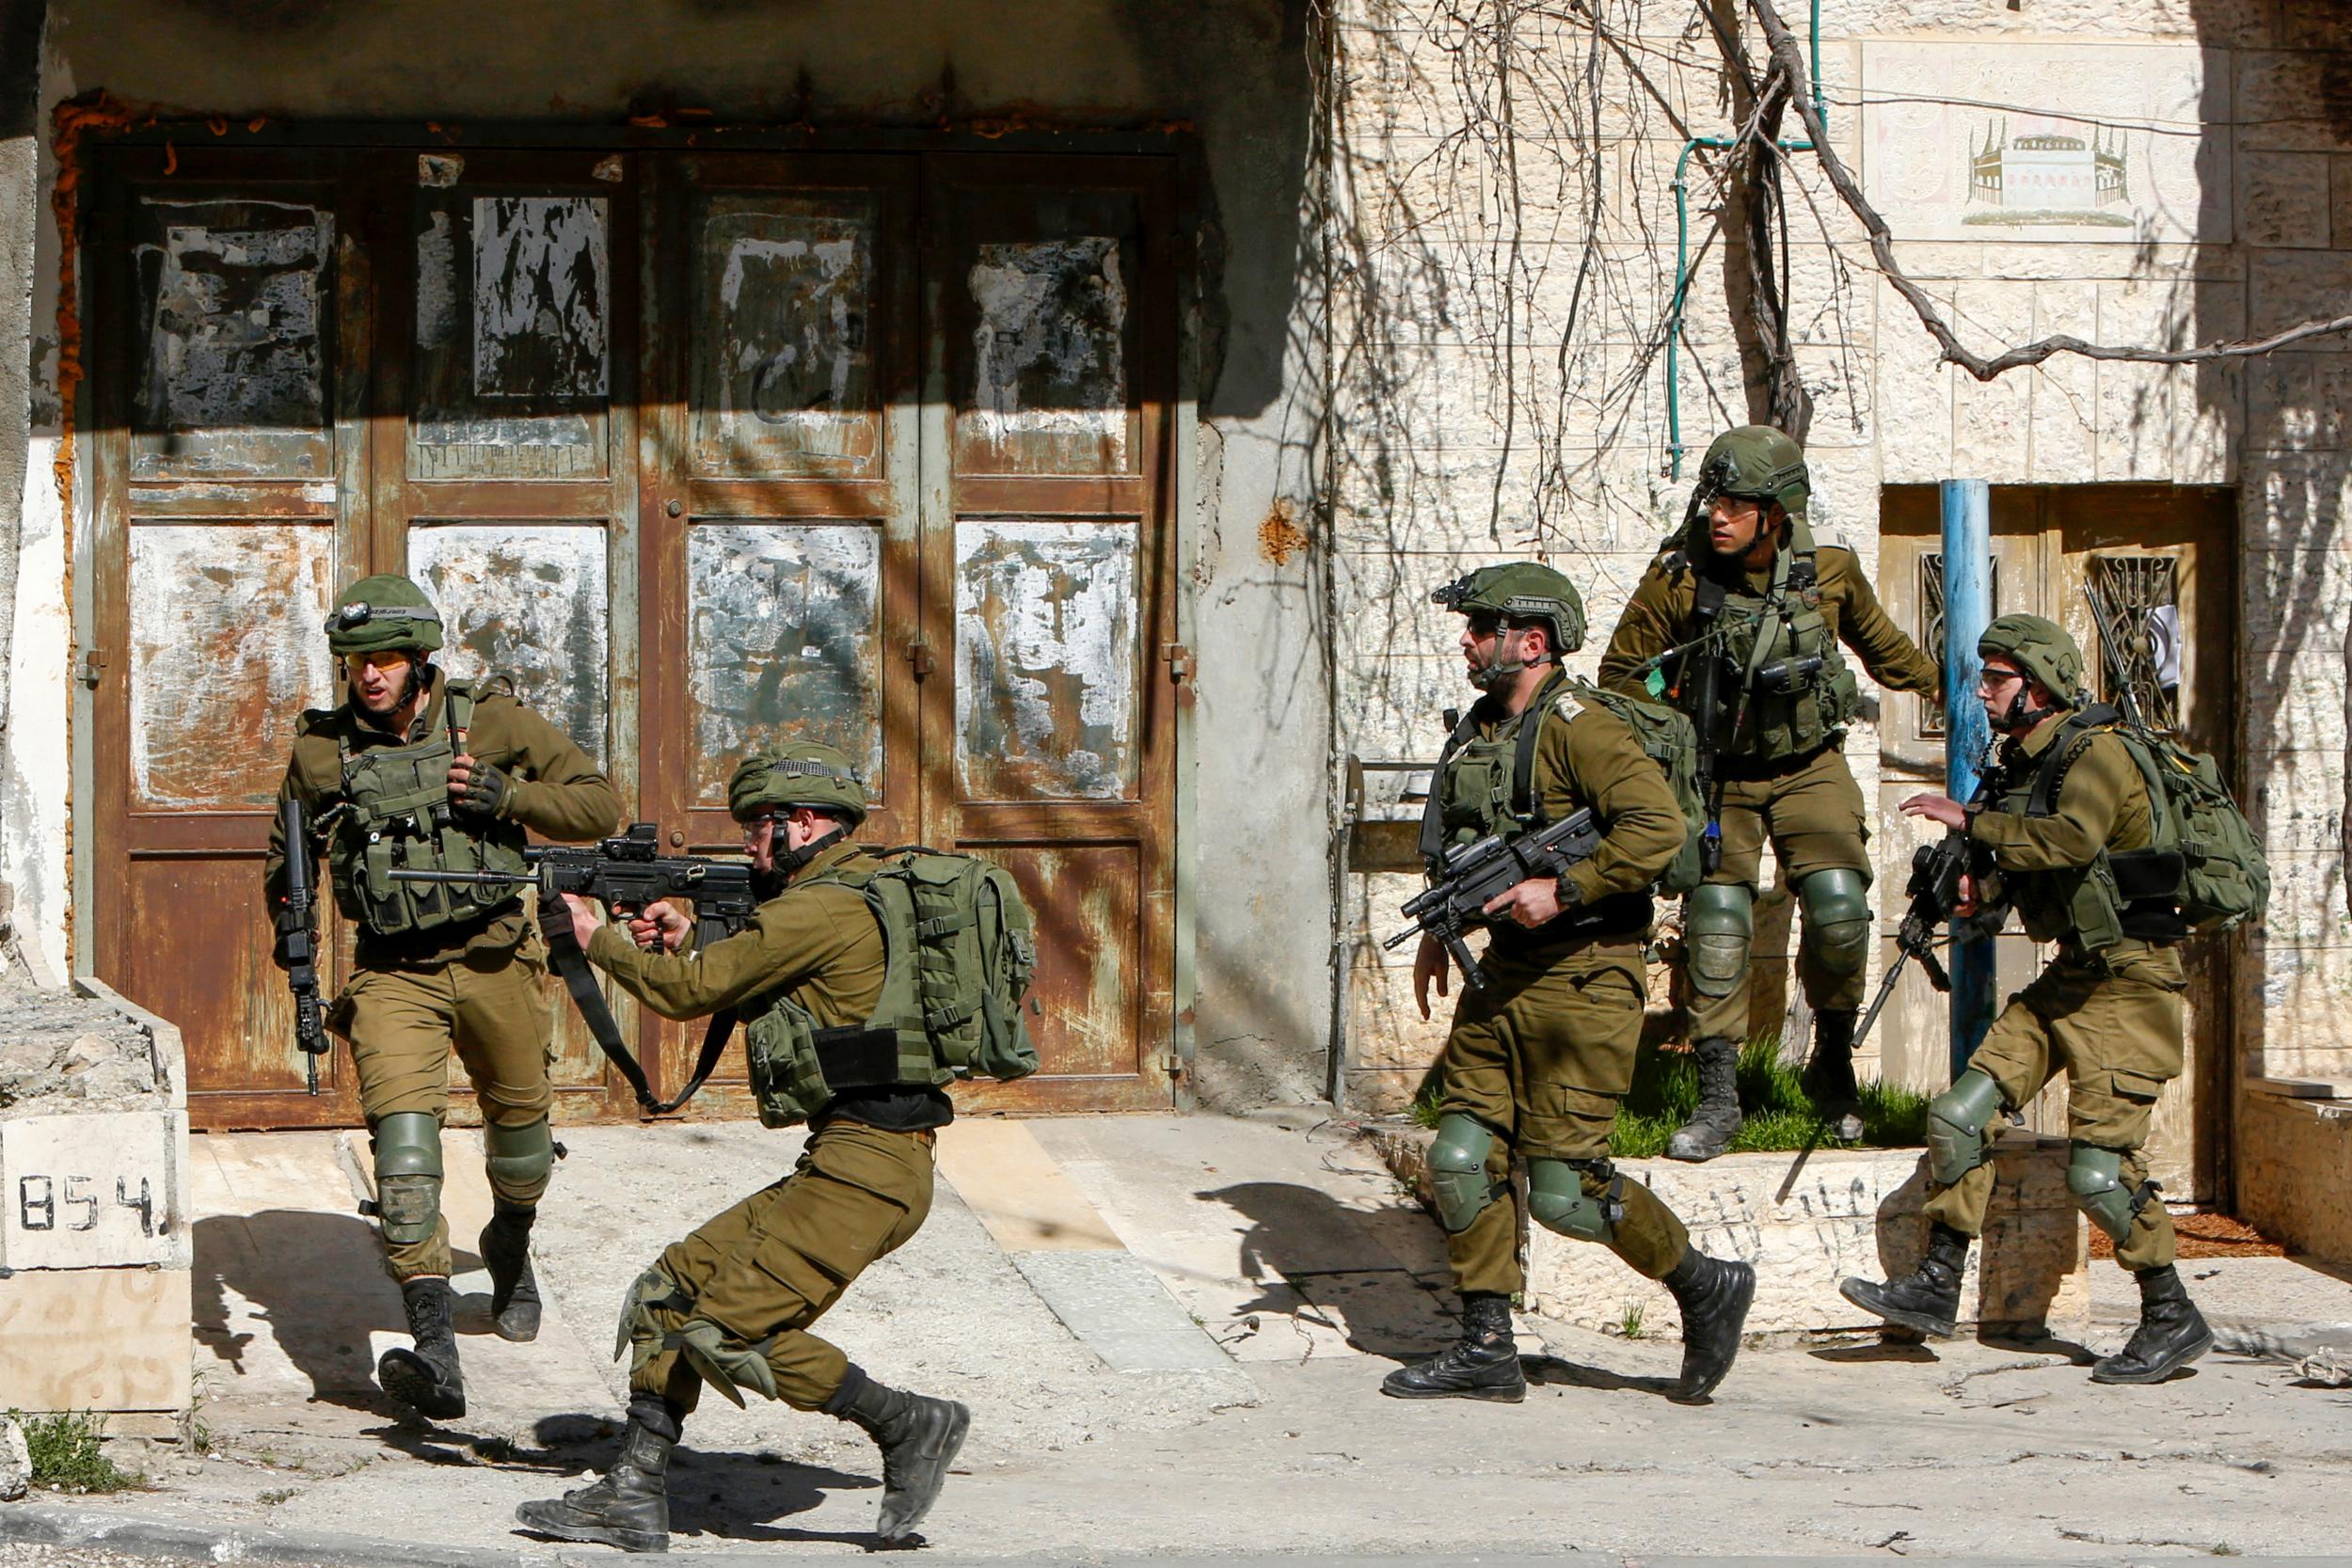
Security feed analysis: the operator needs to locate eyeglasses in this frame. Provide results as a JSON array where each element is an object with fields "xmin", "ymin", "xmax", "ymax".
[
  {"xmin": 1976, "ymin": 666, "xmax": 2026, "ymax": 693},
  {"xmin": 1463, "ymin": 610, "xmax": 1505, "ymax": 637},
  {"xmin": 738, "ymin": 813, "xmax": 779, "ymax": 842},
  {"xmin": 344, "ymin": 650, "xmax": 411, "ymax": 673}
]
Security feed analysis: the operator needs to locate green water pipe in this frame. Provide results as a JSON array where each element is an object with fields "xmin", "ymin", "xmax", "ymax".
[{"xmin": 1664, "ymin": 0, "xmax": 1825, "ymax": 481}]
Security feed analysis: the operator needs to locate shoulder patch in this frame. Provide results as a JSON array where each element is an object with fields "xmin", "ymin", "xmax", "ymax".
[
  {"xmin": 294, "ymin": 707, "xmax": 339, "ymax": 737},
  {"xmin": 1553, "ymin": 690, "xmax": 1584, "ymax": 723},
  {"xmin": 1810, "ymin": 527, "xmax": 1851, "ymax": 554}
]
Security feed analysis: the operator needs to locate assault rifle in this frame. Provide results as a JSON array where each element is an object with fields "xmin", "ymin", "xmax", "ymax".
[
  {"xmin": 389, "ymin": 823, "xmax": 759, "ymax": 1115},
  {"xmin": 277, "ymin": 798, "xmax": 332, "ymax": 1097},
  {"xmin": 1385, "ymin": 808, "xmax": 1604, "ymax": 993},
  {"xmin": 1849, "ymin": 821, "xmax": 1988, "ymax": 1055}
]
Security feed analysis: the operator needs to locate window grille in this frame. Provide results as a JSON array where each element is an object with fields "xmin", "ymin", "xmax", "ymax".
[
  {"xmin": 2088, "ymin": 555, "xmax": 2182, "ymax": 733},
  {"xmin": 1917, "ymin": 552, "xmax": 1997, "ymax": 738}
]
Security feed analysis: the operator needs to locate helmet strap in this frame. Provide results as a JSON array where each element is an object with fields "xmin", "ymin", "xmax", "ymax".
[
  {"xmin": 776, "ymin": 822, "xmax": 850, "ymax": 879},
  {"xmin": 2000, "ymin": 684, "xmax": 2060, "ymax": 734},
  {"xmin": 1467, "ymin": 626, "xmax": 1554, "ymax": 690}
]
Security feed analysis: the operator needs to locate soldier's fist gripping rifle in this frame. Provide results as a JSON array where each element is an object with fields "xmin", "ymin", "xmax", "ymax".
[
  {"xmin": 1848, "ymin": 815, "xmax": 1995, "ymax": 1056},
  {"xmin": 1384, "ymin": 808, "xmax": 1604, "ymax": 993}
]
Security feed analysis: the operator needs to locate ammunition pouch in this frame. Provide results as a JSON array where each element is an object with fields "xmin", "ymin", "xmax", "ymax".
[
  {"xmin": 1797, "ymin": 867, "xmax": 1873, "ymax": 979},
  {"xmin": 1427, "ymin": 1114, "xmax": 1503, "ymax": 1234},
  {"xmin": 1527, "ymin": 1157, "xmax": 1620, "ymax": 1244},
  {"xmin": 372, "ymin": 1111, "xmax": 444, "ymax": 1247},
  {"xmin": 1684, "ymin": 882, "xmax": 1754, "ymax": 999}
]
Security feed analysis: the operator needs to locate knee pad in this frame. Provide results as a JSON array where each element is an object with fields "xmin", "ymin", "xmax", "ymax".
[
  {"xmin": 1526, "ymin": 1158, "xmax": 1618, "ymax": 1244},
  {"xmin": 1427, "ymin": 1113, "xmax": 1502, "ymax": 1234},
  {"xmin": 373, "ymin": 1111, "xmax": 444, "ymax": 1247},
  {"xmin": 614, "ymin": 1265, "xmax": 695, "ymax": 1373},
  {"xmin": 2066, "ymin": 1144, "xmax": 2153, "ymax": 1243},
  {"xmin": 1798, "ymin": 867, "xmax": 1873, "ymax": 979},
  {"xmin": 1683, "ymin": 883, "xmax": 1754, "ymax": 1000},
  {"xmin": 1926, "ymin": 1069, "xmax": 2004, "ymax": 1187},
  {"xmin": 484, "ymin": 1116, "xmax": 555, "ymax": 1199}
]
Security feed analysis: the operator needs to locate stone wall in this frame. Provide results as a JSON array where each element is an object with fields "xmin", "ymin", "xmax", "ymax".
[
  {"xmin": 2235, "ymin": 1086, "xmax": 2352, "ymax": 1262},
  {"xmin": 1327, "ymin": 0, "xmax": 2350, "ymax": 1219}
]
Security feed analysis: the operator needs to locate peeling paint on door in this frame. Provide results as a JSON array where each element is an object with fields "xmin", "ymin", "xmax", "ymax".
[
  {"xmin": 412, "ymin": 194, "xmax": 606, "ymax": 480},
  {"xmin": 129, "ymin": 523, "xmax": 334, "ymax": 808},
  {"xmin": 132, "ymin": 199, "xmax": 332, "ymax": 479},
  {"xmin": 963, "ymin": 238, "xmax": 1130, "ymax": 474},
  {"xmin": 954, "ymin": 519, "xmax": 1136, "ymax": 800},
  {"xmin": 688, "ymin": 522, "xmax": 883, "ymax": 802},
  {"xmin": 407, "ymin": 524, "xmax": 611, "ymax": 765},
  {"xmin": 693, "ymin": 199, "xmax": 876, "ymax": 475}
]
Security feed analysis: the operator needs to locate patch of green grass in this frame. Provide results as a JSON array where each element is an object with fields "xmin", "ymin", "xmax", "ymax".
[
  {"xmin": 7, "ymin": 1410, "xmax": 145, "ymax": 1494},
  {"xmin": 259, "ymin": 1486, "xmax": 299, "ymax": 1506},
  {"xmin": 1606, "ymin": 1035, "xmax": 1930, "ymax": 1160},
  {"xmin": 1616, "ymin": 1301, "xmax": 1646, "ymax": 1338},
  {"xmin": 1409, "ymin": 1081, "xmax": 1443, "ymax": 1130}
]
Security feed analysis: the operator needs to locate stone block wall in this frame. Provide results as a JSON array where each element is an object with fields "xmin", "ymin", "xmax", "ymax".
[{"xmin": 1327, "ymin": 0, "xmax": 2351, "ymax": 1237}]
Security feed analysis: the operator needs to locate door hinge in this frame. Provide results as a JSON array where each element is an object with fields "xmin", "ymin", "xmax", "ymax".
[
  {"xmin": 908, "ymin": 638, "xmax": 935, "ymax": 679},
  {"xmin": 1161, "ymin": 642, "xmax": 1193, "ymax": 685},
  {"xmin": 77, "ymin": 647, "xmax": 108, "ymax": 689},
  {"xmin": 1159, "ymin": 1052, "xmax": 1186, "ymax": 1077}
]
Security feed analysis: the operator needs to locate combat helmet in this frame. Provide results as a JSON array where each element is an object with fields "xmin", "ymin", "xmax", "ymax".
[
  {"xmin": 1692, "ymin": 425, "xmax": 1810, "ymax": 522},
  {"xmin": 1430, "ymin": 562, "xmax": 1587, "ymax": 658},
  {"xmin": 326, "ymin": 575, "xmax": 444, "ymax": 657},
  {"xmin": 1978, "ymin": 613, "xmax": 2085, "ymax": 708},
  {"xmin": 728, "ymin": 741, "xmax": 870, "ymax": 828}
]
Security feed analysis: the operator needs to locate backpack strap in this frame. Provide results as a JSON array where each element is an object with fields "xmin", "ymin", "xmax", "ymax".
[
  {"xmin": 1417, "ymin": 703, "xmax": 1488, "ymax": 865},
  {"xmin": 2025, "ymin": 705, "xmax": 2120, "ymax": 818},
  {"xmin": 443, "ymin": 678, "xmax": 475, "ymax": 748},
  {"xmin": 1510, "ymin": 671, "xmax": 1573, "ymax": 824}
]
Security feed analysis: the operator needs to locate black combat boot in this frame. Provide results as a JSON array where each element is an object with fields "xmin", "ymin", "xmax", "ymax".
[
  {"xmin": 827, "ymin": 1366, "xmax": 972, "ymax": 1544},
  {"xmin": 1666, "ymin": 1037, "xmax": 1744, "ymax": 1162},
  {"xmin": 2090, "ymin": 1264, "xmax": 2215, "ymax": 1385},
  {"xmin": 1803, "ymin": 1009, "xmax": 1866, "ymax": 1144},
  {"xmin": 479, "ymin": 1198, "xmax": 543, "ymax": 1342},
  {"xmin": 1662, "ymin": 1248, "xmax": 1756, "ymax": 1402},
  {"xmin": 1379, "ymin": 1291, "xmax": 1526, "ymax": 1402},
  {"xmin": 1839, "ymin": 1222, "xmax": 1971, "ymax": 1338},
  {"xmin": 377, "ymin": 1275, "xmax": 467, "ymax": 1419},
  {"xmin": 514, "ymin": 1400, "xmax": 675, "ymax": 1553}
]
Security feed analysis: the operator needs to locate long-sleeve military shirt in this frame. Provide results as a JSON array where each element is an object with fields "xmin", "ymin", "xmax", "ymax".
[
  {"xmin": 1471, "ymin": 684, "xmax": 1686, "ymax": 947},
  {"xmin": 588, "ymin": 839, "xmax": 950, "ymax": 1130},
  {"xmin": 1597, "ymin": 540, "xmax": 1942, "ymax": 702},
  {"xmin": 1970, "ymin": 716, "xmax": 2154, "ymax": 872},
  {"xmin": 265, "ymin": 668, "xmax": 620, "ymax": 967}
]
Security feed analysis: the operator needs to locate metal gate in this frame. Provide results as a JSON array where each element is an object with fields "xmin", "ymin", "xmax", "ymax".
[{"xmin": 84, "ymin": 141, "xmax": 1182, "ymax": 1128}]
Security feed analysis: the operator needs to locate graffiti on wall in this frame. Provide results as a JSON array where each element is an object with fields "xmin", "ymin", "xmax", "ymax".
[
  {"xmin": 408, "ymin": 523, "xmax": 611, "ymax": 764},
  {"xmin": 964, "ymin": 238, "xmax": 1131, "ymax": 474},
  {"xmin": 696, "ymin": 199, "xmax": 878, "ymax": 475}
]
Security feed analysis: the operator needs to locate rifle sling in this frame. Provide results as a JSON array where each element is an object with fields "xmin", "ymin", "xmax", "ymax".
[{"xmin": 540, "ymin": 904, "xmax": 740, "ymax": 1117}]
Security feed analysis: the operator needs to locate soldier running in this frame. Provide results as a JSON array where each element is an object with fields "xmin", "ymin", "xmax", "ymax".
[
  {"xmin": 1599, "ymin": 426, "xmax": 1941, "ymax": 1159},
  {"xmin": 1839, "ymin": 614, "xmax": 2214, "ymax": 1384},
  {"xmin": 265, "ymin": 574, "xmax": 619, "ymax": 1419},
  {"xmin": 1382, "ymin": 563, "xmax": 1756, "ymax": 1406},
  {"xmin": 514, "ymin": 743, "xmax": 971, "ymax": 1551}
]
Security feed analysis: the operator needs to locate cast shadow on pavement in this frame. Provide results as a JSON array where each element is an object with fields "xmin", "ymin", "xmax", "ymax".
[
  {"xmin": 1196, "ymin": 1179, "xmax": 1458, "ymax": 1363},
  {"xmin": 1521, "ymin": 1354, "xmax": 1680, "ymax": 1401}
]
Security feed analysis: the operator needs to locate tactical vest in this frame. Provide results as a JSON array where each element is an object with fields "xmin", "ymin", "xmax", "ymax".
[
  {"xmin": 322, "ymin": 682, "xmax": 530, "ymax": 938},
  {"xmin": 1416, "ymin": 673, "xmax": 1654, "ymax": 940},
  {"xmin": 1673, "ymin": 525, "xmax": 1860, "ymax": 768},
  {"xmin": 1988, "ymin": 712, "xmax": 2187, "ymax": 952},
  {"xmin": 741, "ymin": 848, "xmax": 1040, "ymax": 1129}
]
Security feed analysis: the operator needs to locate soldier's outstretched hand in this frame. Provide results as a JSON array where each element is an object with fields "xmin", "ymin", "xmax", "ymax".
[
  {"xmin": 1900, "ymin": 791, "xmax": 1966, "ymax": 830},
  {"xmin": 557, "ymin": 892, "xmax": 602, "ymax": 953},
  {"xmin": 1413, "ymin": 933, "xmax": 1450, "ymax": 1021}
]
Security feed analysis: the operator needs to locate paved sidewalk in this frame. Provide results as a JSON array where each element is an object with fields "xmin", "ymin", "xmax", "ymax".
[{"xmin": 22, "ymin": 1110, "xmax": 2352, "ymax": 1562}]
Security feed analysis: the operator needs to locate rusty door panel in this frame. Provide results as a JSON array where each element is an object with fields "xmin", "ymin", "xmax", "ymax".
[
  {"xmin": 127, "ymin": 522, "xmax": 337, "ymax": 809},
  {"xmin": 409, "ymin": 521, "xmax": 614, "ymax": 766},
  {"xmin": 127, "ymin": 193, "xmax": 337, "ymax": 481},
  {"xmin": 953, "ymin": 518, "xmax": 1140, "ymax": 801},
  {"xmin": 924, "ymin": 157, "xmax": 1179, "ymax": 1111}
]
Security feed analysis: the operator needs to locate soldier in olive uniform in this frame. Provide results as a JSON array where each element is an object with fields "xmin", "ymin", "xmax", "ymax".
[
  {"xmin": 514, "ymin": 744, "xmax": 966, "ymax": 1552},
  {"xmin": 1599, "ymin": 426, "xmax": 1941, "ymax": 1159},
  {"xmin": 1840, "ymin": 615, "xmax": 2213, "ymax": 1384},
  {"xmin": 1383, "ymin": 564, "xmax": 1757, "ymax": 1405},
  {"xmin": 264, "ymin": 575, "xmax": 620, "ymax": 1419}
]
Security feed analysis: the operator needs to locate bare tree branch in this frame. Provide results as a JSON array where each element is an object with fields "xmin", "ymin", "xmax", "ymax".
[{"xmin": 1746, "ymin": 0, "xmax": 2352, "ymax": 381}]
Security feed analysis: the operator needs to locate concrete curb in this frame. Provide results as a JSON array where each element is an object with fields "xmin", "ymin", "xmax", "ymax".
[{"xmin": 0, "ymin": 1502, "xmax": 549, "ymax": 1567}]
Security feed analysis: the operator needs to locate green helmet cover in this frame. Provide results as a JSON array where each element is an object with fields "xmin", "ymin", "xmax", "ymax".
[
  {"xmin": 1693, "ymin": 424, "xmax": 1810, "ymax": 521},
  {"xmin": 727, "ymin": 741, "xmax": 870, "ymax": 828},
  {"xmin": 1978, "ymin": 612, "xmax": 2084, "ymax": 705},
  {"xmin": 1430, "ymin": 562, "xmax": 1587, "ymax": 655},
  {"xmin": 326, "ymin": 574, "xmax": 444, "ymax": 656}
]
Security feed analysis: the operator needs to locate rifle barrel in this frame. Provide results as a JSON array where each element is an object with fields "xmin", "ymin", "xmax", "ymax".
[{"xmin": 388, "ymin": 868, "xmax": 534, "ymax": 885}]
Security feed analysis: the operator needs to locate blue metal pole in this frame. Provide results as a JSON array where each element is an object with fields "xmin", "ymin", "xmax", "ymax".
[{"xmin": 1938, "ymin": 479, "xmax": 1995, "ymax": 1082}]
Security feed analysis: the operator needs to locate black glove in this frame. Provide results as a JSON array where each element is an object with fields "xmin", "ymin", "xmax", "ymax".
[{"xmin": 452, "ymin": 758, "xmax": 514, "ymax": 822}]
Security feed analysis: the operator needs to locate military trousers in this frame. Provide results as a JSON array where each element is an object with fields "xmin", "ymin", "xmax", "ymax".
[
  {"xmin": 632, "ymin": 1118, "xmax": 936, "ymax": 1415},
  {"xmin": 1924, "ymin": 941, "xmax": 2184, "ymax": 1272},
  {"xmin": 1689, "ymin": 742, "xmax": 1873, "ymax": 1041},
  {"xmin": 1438, "ymin": 936, "xmax": 1691, "ymax": 1297},
  {"xmin": 339, "ymin": 947, "xmax": 556, "ymax": 1279}
]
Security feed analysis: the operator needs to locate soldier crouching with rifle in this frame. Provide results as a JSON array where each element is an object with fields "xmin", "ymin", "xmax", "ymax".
[
  {"xmin": 1839, "ymin": 615, "xmax": 2213, "ymax": 1384},
  {"xmin": 1381, "ymin": 563, "xmax": 1756, "ymax": 1405},
  {"xmin": 264, "ymin": 575, "xmax": 619, "ymax": 1419},
  {"xmin": 515, "ymin": 743, "xmax": 978, "ymax": 1551}
]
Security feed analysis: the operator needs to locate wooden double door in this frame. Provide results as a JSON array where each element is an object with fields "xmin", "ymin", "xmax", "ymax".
[
  {"xmin": 1878, "ymin": 484, "xmax": 2237, "ymax": 1206},
  {"xmin": 86, "ymin": 144, "xmax": 1182, "ymax": 1128}
]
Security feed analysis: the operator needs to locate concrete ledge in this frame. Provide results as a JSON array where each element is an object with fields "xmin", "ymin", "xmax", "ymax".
[
  {"xmin": 2236, "ymin": 1086, "xmax": 2352, "ymax": 1265},
  {"xmin": 1367, "ymin": 1122, "xmax": 2089, "ymax": 1338}
]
